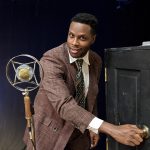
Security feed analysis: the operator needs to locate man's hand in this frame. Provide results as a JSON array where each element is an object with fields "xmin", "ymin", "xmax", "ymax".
[
  {"xmin": 89, "ymin": 131, "xmax": 100, "ymax": 149},
  {"xmin": 99, "ymin": 122, "xmax": 143, "ymax": 146}
]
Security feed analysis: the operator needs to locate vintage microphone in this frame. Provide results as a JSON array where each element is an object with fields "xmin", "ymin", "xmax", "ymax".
[{"xmin": 6, "ymin": 54, "xmax": 42, "ymax": 150}]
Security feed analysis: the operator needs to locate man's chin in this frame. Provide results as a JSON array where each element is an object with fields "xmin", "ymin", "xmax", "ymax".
[
  {"xmin": 70, "ymin": 54, "xmax": 80, "ymax": 58},
  {"xmin": 69, "ymin": 51, "xmax": 80, "ymax": 58}
]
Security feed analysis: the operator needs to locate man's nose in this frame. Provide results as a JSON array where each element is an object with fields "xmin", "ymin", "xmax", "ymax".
[{"xmin": 72, "ymin": 38, "xmax": 79, "ymax": 45}]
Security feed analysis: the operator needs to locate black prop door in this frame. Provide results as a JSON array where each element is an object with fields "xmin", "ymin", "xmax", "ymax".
[{"xmin": 105, "ymin": 46, "xmax": 150, "ymax": 150}]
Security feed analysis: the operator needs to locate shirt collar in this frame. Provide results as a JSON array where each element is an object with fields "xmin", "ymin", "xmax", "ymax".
[{"xmin": 68, "ymin": 51, "xmax": 90, "ymax": 65}]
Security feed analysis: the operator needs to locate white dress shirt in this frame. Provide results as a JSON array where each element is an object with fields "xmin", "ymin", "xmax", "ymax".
[{"xmin": 68, "ymin": 51, "xmax": 103, "ymax": 134}]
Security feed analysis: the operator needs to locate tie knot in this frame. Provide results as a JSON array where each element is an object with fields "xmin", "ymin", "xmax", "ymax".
[{"xmin": 76, "ymin": 59, "xmax": 83, "ymax": 68}]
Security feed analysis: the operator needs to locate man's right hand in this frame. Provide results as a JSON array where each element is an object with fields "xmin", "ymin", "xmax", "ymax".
[{"xmin": 98, "ymin": 121, "xmax": 144, "ymax": 146}]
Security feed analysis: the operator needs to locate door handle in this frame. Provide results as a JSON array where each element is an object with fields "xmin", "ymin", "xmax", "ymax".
[{"xmin": 138, "ymin": 125, "xmax": 150, "ymax": 139}]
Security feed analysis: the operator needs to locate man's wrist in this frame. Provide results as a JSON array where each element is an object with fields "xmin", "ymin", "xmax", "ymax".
[{"xmin": 98, "ymin": 121, "xmax": 117, "ymax": 136}]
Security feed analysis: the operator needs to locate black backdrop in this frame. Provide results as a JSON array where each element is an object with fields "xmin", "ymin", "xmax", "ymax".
[{"xmin": 0, "ymin": 0, "xmax": 150, "ymax": 150}]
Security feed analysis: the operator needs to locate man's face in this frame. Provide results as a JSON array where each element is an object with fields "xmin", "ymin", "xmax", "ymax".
[{"xmin": 67, "ymin": 21, "xmax": 96, "ymax": 58}]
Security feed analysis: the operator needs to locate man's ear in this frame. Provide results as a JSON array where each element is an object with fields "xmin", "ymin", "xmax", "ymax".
[{"xmin": 92, "ymin": 35, "xmax": 96, "ymax": 44}]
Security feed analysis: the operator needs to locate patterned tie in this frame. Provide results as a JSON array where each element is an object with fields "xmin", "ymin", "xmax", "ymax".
[{"xmin": 75, "ymin": 59, "xmax": 86, "ymax": 108}]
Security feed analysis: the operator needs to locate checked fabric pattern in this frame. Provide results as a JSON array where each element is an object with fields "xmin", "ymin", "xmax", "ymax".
[{"xmin": 75, "ymin": 59, "xmax": 86, "ymax": 108}]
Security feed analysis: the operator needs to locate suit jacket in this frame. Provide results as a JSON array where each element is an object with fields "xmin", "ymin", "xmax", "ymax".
[{"xmin": 24, "ymin": 43, "xmax": 102, "ymax": 150}]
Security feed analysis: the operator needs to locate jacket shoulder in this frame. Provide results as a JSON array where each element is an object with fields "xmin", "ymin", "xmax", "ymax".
[{"xmin": 89, "ymin": 50, "xmax": 102, "ymax": 64}]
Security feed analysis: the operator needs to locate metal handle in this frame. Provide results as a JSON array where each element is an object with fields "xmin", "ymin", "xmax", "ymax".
[{"xmin": 139, "ymin": 125, "xmax": 150, "ymax": 139}]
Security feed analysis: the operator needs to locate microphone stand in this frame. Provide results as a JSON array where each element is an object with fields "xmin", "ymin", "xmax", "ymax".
[
  {"xmin": 23, "ymin": 89, "xmax": 36, "ymax": 150},
  {"xmin": 6, "ymin": 54, "xmax": 42, "ymax": 150}
]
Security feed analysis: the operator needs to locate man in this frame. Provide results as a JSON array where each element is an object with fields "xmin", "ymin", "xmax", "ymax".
[{"xmin": 24, "ymin": 13, "xmax": 143, "ymax": 150}]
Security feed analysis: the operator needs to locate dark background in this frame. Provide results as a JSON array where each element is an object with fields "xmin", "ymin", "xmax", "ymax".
[{"xmin": 0, "ymin": 0, "xmax": 150, "ymax": 149}]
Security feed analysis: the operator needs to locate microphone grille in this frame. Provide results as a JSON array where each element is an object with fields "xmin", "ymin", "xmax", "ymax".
[{"xmin": 16, "ymin": 64, "xmax": 33, "ymax": 82}]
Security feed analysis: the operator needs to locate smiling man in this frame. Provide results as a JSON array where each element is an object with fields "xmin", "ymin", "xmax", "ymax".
[{"xmin": 24, "ymin": 13, "xmax": 143, "ymax": 150}]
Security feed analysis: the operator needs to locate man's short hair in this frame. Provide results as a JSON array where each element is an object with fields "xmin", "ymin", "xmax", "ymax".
[{"xmin": 71, "ymin": 13, "xmax": 98, "ymax": 35}]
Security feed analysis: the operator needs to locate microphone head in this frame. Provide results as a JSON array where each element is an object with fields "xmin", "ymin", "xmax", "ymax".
[
  {"xmin": 16, "ymin": 64, "xmax": 33, "ymax": 82},
  {"xmin": 6, "ymin": 54, "xmax": 42, "ymax": 92}
]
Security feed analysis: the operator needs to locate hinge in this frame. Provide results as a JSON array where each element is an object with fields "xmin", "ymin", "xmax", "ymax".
[
  {"xmin": 105, "ymin": 67, "xmax": 107, "ymax": 82},
  {"xmin": 106, "ymin": 137, "xmax": 109, "ymax": 150}
]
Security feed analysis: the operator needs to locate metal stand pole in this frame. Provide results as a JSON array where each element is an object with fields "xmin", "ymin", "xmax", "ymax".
[{"xmin": 23, "ymin": 89, "xmax": 36, "ymax": 150}]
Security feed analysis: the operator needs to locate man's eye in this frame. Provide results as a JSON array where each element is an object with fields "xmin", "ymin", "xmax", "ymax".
[
  {"xmin": 80, "ymin": 36, "xmax": 86, "ymax": 40},
  {"xmin": 69, "ymin": 33, "xmax": 74, "ymax": 38}
]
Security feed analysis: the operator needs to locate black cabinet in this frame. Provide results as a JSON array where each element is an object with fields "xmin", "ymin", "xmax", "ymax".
[{"xmin": 105, "ymin": 46, "xmax": 150, "ymax": 150}]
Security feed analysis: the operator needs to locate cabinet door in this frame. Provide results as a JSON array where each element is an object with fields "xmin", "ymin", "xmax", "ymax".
[{"xmin": 105, "ymin": 47, "xmax": 150, "ymax": 150}]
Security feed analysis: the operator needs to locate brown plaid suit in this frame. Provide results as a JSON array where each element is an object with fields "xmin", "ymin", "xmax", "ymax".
[{"xmin": 23, "ymin": 43, "xmax": 102, "ymax": 150}]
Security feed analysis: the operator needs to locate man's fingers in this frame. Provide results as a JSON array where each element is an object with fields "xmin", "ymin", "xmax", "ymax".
[
  {"xmin": 90, "ymin": 140, "xmax": 95, "ymax": 149},
  {"xmin": 126, "ymin": 133, "xmax": 143, "ymax": 146},
  {"xmin": 135, "ymin": 134, "xmax": 144, "ymax": 142},
  {"xmin": 90, "ymin": 139, "xmax": 96, "ymax": 149},
  {"xmin": 130, "ymin": 125, "xmax": 144, "ymax": 134},
  {"xmin": 90, "ymin": 135, "xmax": 99, "ymax": 149}
]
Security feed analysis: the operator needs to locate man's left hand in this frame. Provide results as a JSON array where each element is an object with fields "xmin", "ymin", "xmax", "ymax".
[{"xmin": 89, "ymin": 131, "xmax": 100, "ymax": 149}]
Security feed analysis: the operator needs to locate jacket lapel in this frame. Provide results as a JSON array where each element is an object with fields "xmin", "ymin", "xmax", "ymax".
[
  {"xmin": 63, "ymin": 43, "xmax": 77, "ymax": 85},
  {"xmin": 87, "ymin": 54, "xmax": 98, "ymax": 112}
]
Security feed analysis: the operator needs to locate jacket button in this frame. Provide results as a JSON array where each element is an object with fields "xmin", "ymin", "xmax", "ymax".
[{"xmin": 53, "ymin": 127, "xmax": 58, "ymax": 132}]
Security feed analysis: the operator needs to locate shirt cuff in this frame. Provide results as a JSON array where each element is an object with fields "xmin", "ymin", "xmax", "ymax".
[{"xmin": 87, "ymin": 117, "xmax": 104, "ymax": 134}]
